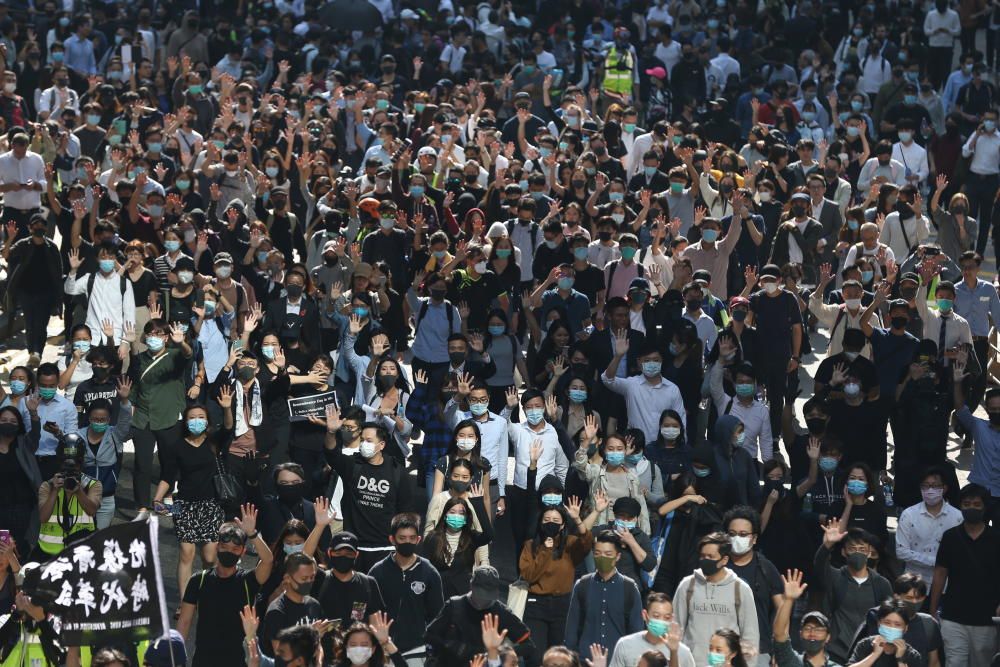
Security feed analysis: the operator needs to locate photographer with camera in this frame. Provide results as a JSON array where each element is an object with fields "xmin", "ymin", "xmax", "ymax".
[{"xmin": 35, "ymin": 432, "xmax": 102, "ymax": 559}]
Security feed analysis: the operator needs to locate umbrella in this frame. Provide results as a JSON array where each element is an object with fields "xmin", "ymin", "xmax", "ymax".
[{"xmin": 319, "ymin": 0, "xmax": 384, "ymax": 32}]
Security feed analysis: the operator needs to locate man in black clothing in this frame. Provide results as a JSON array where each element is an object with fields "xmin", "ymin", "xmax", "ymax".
[
  {"xmin": 500, "ymin": 93, "xmax": 546, "ymax": 157},
  {"xmin": 361, "ymin": 200, "xmax": 412, "ymax": 295},
  {"xmin": 532, "ymin": 220, "xmax": 574, "ymax": 284},
  {"xmin": 369, "ymin": 513, "xmax": 445, "ymax": 663},
  {"xmin": 324, "ymin": 417, "xmax": 414, "ymax": 572},
  {"xmin": 308, "ymin": 531, "xmax": 386, "ymax": 626},
  {"xmin": 178, "ymin": 513, "xmax": 274, "ymax": 667},
  {"xmin": 594, "ymin": 497, "xmax": 655, "ymax": 588},
  {"xmin": 261, "ymin": 553, "xmax": 323, "ymax": 657}
]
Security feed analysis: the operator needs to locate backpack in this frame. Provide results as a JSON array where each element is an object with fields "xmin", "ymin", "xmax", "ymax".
[
  {"xmin": 86, "ymin": 273, "xmax": 129, "ymax": 303},
  {"xmin": 417, "ymin": 299, "xmax": 455, "ymax": 333},
  {"xmin": 686, "ymin": 571, "xmax": 741, "ymax": 619},
  {"xmin": 506, "ymin": 220, "xmax": 540, "ymax": 249},
  {"xmin": 607, "ymin": 259, "xmax": 645, "ymax": 288}
]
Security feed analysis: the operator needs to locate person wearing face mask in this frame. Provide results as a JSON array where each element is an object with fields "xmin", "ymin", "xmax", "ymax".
[
  {"xmin": 929, "ymin": 483, "xmax": 1000, "ymax": 667},
  {"xmin": 838, "ymin": 463, "xmax": 889, "ymax": 544},
  {"xmin": 259, "ymin": 553, "xmax": 323, "ymax": 657},
  {"xmin": 261, "ymin": 268, "xmax": 321, "ymax": 354},
  {"xmin": 769, "ymin": 192, "xmax": 826, "ymax": 285},
  {"xmin": 257, "ymin": 464, "xmax": 320, "ymax": 547},
  {"xmin": 709, "ymin": 415, "xmax": 762, "ymax": 508},
  {"xmin": 423, "ymin": 482, "xmax": 494, "ymax": 596},
  {"xmin": 3, "ymin": 212, "xmax": 62, "ymax": 366},
  {"xmin": 878, "ymin": 184, "xmax": 930, "ymax": 262},
  {"xmin": 445, "ymin": 244, "xmax": 512, "ymax": 332},
  {"xmin": 176, "ymin": 514, "xmax": 274, "ymax": 667},
  {"xmin": 77, "ymin": 381, "xmax": 131, "ymax": 529},
  {"xmin": 929, "ymin": 175, "xmax": 977, "ymax": 262},
  {"xmin": 852, "ymin": 576, "xmax": 940, "ymax": 667},
  {"xmin": 368, "ymin": 513, "xmax": 445, "ymax": 664},
  {"xmin": 0, "ymin": 405, "xmax": 44, "ymax": 555},
  {"xmin": 530, "ymin": 263, "xmax": 593, "ymax": 336},
  {"xmin": 914, "ymin": 275, "xmax": 973, "ymax": 370},
  {"xmin": 609, "ymin": 593, "xmax": 696, "ymax": 667},
  {"xmin": 813, "ymin": 523, "xmax": 891, "ymax": 663},
  {"xmin": 306, "ymin": 530, "xmax": 387, "ymax": 625},
  {"xmin": 591, "ymin": 497, "xmax": 657, "ymax": 591},
  {"xmin": 672, "ymin": 532, "xmax": 759, "ymax": 666},
  {"xmin": 772, "ymin": 570, "xmax": 835, "ymax": 667},
  {"xmin": 574, "ymin": 430, "xmax": 652, "ymax": 533},
  {"xmin": 720, "ymin": 507, "xmax": 784, "ymax": 665},
  {"xmin": 951, "ymin": 358, "xmax": 1000, "ymax": 507},
  {"xmin": 706, "ymin": 354, "xmax": 773, "ymax": 462},
  {"xmin": 847, "ymin": 599, "xmax": 924, "ymax": 666},
  {"xmin": 255, "ymin": 186, "xmax": 301, "ymax": 268}
]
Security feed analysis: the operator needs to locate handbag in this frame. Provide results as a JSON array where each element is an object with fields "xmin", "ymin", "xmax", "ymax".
[
  {"xmin": 212, "ymin": 453, "xmax": 241, "ymax": 505},
  {"xmin": 506, "ymin": 579, "xmax": 529, "ymax": 619}
]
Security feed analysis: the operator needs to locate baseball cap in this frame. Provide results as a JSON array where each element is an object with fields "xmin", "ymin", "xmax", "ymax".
[
  {"xmin": 400, "ymin": 8, "xmax": 419, "ymax": 19},
  {"xmin": 323, "ymin": 240, "xmax": 339, "ymax": 253},
  {"xmin": 802, "ymin": 611, "xmax": 830, "ymax": 629},
  {"xmin": 469, "ymin": 566, "xmax": 500, "ymax": 610},
  {"xmin": 759, "ymin": 264, "xmax": 782, "ymax": 279},
  {"xmin": 900, "ymin": 272, "xmax": 920, "ymax": 285},
  {"xmin": 354, "ymin": 262, "xmax": 373, "ymax": 279},
  {"xmin": 418, "ymin": 146, "xmax": 438, "ymax": 158},
  {"xmin": 645, "ymin": 66, "xmax": 667, "ymax": 79},
  {"xmin": 330, "ymin": 531, "xmax": 359, "ymax": 552},
  {"xmin": 214, "ymin": 252, "xmax": 233, "ymax": 265},
  {"xmin": 144, "ymin": 630, "xmax": 188, "ymax": 667},
  {"xmin": 628, "ymin": 277, "xmax": 651, "ymax": 293},
  {"xmin": 729, "ymin": 296, "xmax": 750, "ymax": 308}
]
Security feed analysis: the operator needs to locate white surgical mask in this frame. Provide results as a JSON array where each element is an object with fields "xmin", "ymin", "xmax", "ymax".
[
  {"xmin": 346, "ymin": 646, "xmax": 373, "ymax": 665},
  {"xmin": 763, "ymin": 282, "xmax": 779, "ymax": 294},
  {"xmin": 660, "ymin": 426, "xmax": 681, "ymax": 440},
  {"xmin": 473, "ymin": 261, "xmax": 487, "ymax": 273},
  {"xmin": 730, "ymin": 534, "xmax": 753, "ymax": 555},
  {"xmin": 456, "ymin": 437, "xmax": 477, "ymax": 451},
  {"xmin": 360, "ymin": 440, "xmax": 378, "ymax": 459}
]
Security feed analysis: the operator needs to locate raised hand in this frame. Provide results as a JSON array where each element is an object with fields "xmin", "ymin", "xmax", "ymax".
[
  {"xmin": 545, "ymin": 393, "xmax": 560, "ymax": 420},
  {"xmin": 240, "ymin": 604, "xmax": 260, "ymax": 640},
  {"xmin": 218, "ymin": 384, "xmax": 234, "ymax": 408},
  {"xmin": 782, "ymin": 569, "xmax": 808, "ymax": 599},
  {"xmin": 505, "ymin": 386, "xmax": 519, "ymax": 409},
  {"xmin": 585, "ymin": 644, "xmax": 608, "ymax": 667},
  {"xmin": 564, "ymin": 495, "xmax": 582, "ymax": 520},
  {"xmin": 583, "ymin": 414, "xmax": 599, "ymax": 443},
  {"xmin": 348, "ymin": 314, "xmax": 363, "ymax": 335},
  {"xmin": 529, "ymin": 439, "xmax": 543, "ymax": 465},
  {"xmin": 456, "ymin": 372, "xmax": 472, "ymax": 396},
  {"xmin": 821, "ymin": 519, "xmax": 847, "ymax": 548},
  {"xmin": 936, "ymin": 173, "xmax": 948, "ymax": 191},
  {"xmin": 324, "ymin": 403, "xmax": 342, "ymax": 433},
  {"xmin": 468, "ymin": 482, "xmax": 484, "ymax": 498},
  {"xmin": 68, "ymin": 248, "xmax": 82, "ymax": 272},
  {"xmin": 613, "ymin": 329, "xmax": 629, "ymax": 356},
  {"xmin": 807, "ymin": 436, "xmax": 821, "ymax": 460},
  {"xmin": 830, "ymin": 363, "xmax": 848, "ymax": 387},
  {"xmin": 169, "ymin": 322, "xmax": 186, "ymax": 343},
  {"xmin": 314, "ymin": 496, "xmax": 333, "ymax": 527},
  {"xmin": 481, "ymin": 614, "xmax": 509, "ymax": 653},
  {"xmin": 414, "ymin": 369, "xmax": 429, "ymax": 385},
  {"xmin": 234, "ymin": 503, "xmax": 258, "ymax": 536},
  {"xmin": 117, "ymin": 376, "xmax": 132, "ymax": 401},
  {"xmin": 369, "ymin": 611, "xmax": 394, "ymax": 646},
  {"xmin": 551, "ymin": 355, "xmax": 567, "ymax": 377}
]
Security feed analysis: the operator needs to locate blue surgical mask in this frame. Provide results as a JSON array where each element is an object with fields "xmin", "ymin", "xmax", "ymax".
[
  {"xmin": 557, "ymin": 277, "xmax": 575, "ymax": 290},
  {"xmin": 525, "ymin": 407, "xmax": 545, "ymax": 425},
  {"xmin": 99, "ymin": 258, "xmax": 116, "ymax": 273},
  {"xmin": 10, "ymin": 380, "xmax": 27, "ymax": 395},
  {"xmin": 573, "ymin": 247, "xmax": 589, "ymax": 260},
  {"xmin": 735, "ymin": 431, "xmax": 746, "ymax": 446},
  {"xmin": 353, "ymin": 306, "xmax": 369, "ymax": 318},
  {"xmin": 187, "ymin": 417, "xmax": 208, "ymax": 435},
  {"xmin": 898, "ymin": 130, "xmax": 913, "ymax": 143},
  {"xmin": 625, "ymin": 453, "xmax": 642, "ymax": 466},
  {"xmin": 605, "ymin": 451, "xmax": 626, "ymax": 466},
  {"xmin": 257, "ymin": 251, "xmax": 270, "ymax": 264},
  {"xmin": 644, "ymin": 166, "xmax": 657, "ymax": 178},
  {"xmin": 609, "ymin": 192, "xmax": 624, "ymax": 203},
  {"xmin": 148, "ymin": 204, "xmax": 164, "ymax": 217},
  {"xmin": 986, "ymin": 120, "xmax": 997, "ymax": 132},
  {"xmin": 541, "ymin": 493, "xmax": 563, "ymax": 507},
  {"xmin": 861, "ymin": 270, "xmax": 874, "ymax": 282},
  {"xmin": 693, "ymin": 466, "xmax": 711, "ymax": 478},
  {"xmin": 847, "ymin": 479, "xmax": 868, "ymax": 495},
  {"xmin": 90, "ymin": 422, "xmax": 109, "ymax": 434},
  {"xmin": 410, "ymin": 185, "xmax": 424, "ymax": 197},
  {"xmin": 701, "ymin": 229, "xmax": 718, "ymax": 243},
  {"xmin": 265, "ymin": 166, "xmax": 280, "ymax": 178},
  {"xmin": 614, "ymin": 518, "xmax": 636, "ymax": 531},
  {"xmin": 147, "ymin": 142, "xmax": 163, "ymax": 153},
  {"xmin": 164, "ymin": 240, "xmax": 181, "ymax": 252},
  {"xmin": 642, "ymin": 361, "xmax": 662, "ymax": 377},
  {"xmin": 262, "ymin": 345, "xmax": 276, "ymax": 360},
  {"xmin": 878, "ymin": 625, "xmax": 904, "ymax": 642},
  {"xmin": 847, "ymin": 126, "xmax": 861, "ymax": 137},
  {"xmin": 283, "ymin": 542, "xmax": 305, "ymax": 555},
  {"xmin": 469, "ymin": 402, "xmax": 489, "ymax": 416},
  {"xmin": 73, "ymin": 341, "xmax": 92, "ymax": 354},
  {"xmin": 488, "ymin": 325, "xmax": 506, "ymax": 336},
  {"xmin": 145, "ymin": 336, "xmax": 164, "ymax": 351},
  {"xmin": 569, "ymin": 388, "xmax": 587, "ymax": 403},
  {"xmin": 851, "ymin": 100, "xmax": 864, "ymax": 112},
  {"xmin": 819, "ymin": 456, "xmax": 838, "ymax": 473},
  {"xmin": 735, "ymin": 383, "xmax": 755, "ymax": 397}
]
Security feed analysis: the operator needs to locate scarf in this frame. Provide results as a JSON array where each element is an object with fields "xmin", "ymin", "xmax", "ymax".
[{"xmin": 234, "ymin": 379, "xmax": 263, "ymax": 438}]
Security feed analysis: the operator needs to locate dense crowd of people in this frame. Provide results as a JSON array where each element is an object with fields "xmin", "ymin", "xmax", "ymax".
[{"xmin": 0, "ymin": 0, "xmax": 999, "ymax": 665}]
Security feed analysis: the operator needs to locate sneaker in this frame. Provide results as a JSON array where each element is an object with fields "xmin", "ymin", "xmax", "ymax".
[{"xmin": 27, "ymin": 353, "xmax": 40, "ymax": 368}]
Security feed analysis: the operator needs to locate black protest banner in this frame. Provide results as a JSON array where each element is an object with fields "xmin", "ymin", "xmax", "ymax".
[
  {"xmin": 25, "ymin": 517, "xmax": 169, "ymax": 645},
  {"xmin": 287, "ymin": 389, "xmax": 339, "ymax": 422}
]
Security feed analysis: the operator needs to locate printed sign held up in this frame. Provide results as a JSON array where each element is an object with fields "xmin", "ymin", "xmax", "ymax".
[{"xmin": 287, "ymin": 390, "xmax": 339, "ymax": 422}]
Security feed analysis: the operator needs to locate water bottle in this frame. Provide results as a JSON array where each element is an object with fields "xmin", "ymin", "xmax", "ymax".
[
  {"xmin": 883, "ymin": 482, "xmax": 894, "ymax": 508},
  {"xmin": 802, "ymin": 492, "xmax": 813, "ymax": 514}
]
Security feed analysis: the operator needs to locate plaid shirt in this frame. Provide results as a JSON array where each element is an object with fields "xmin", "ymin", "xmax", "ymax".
[{"xmin": 404, "ymin": 382, "xmax": 453, "ymax": 474}]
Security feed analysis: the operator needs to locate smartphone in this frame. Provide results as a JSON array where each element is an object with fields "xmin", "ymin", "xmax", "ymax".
[
  {"xmin": 0, "ymin": 530, "xmax": 10, "ymax": 545},
  {"xmin": 232, "ymin": 339, "xmax": 244, "ymax": 353},
  {"xmin": 113, "ymin": 119, "xmax": 127, "ymax": 135}
]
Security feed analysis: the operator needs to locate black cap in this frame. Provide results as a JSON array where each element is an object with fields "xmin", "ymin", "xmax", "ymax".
[
  {"xmin": 330, "ymin": 531, "xmax": 359, "ymax": 552},
  {"xmin": 759, "ymin": 264, "xmax": 781, "ymax": 278},
  {"xmin": 469, "ymin": 566, "xmax": 500, "ymax": 609},
  {"xmin": 802, "ymin": 611, "xmax": 830, "ymax": 629},
  {"xmin": 629, "ymin": 277, "xmax": 651, "ymax": 292},
  {"xmin": 900, "ymin": 272, "xmax": 920, "ymax": 285}
]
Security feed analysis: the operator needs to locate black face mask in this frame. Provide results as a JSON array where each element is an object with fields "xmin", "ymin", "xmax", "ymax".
[
  {"xmin": 449, "ymin": 351, "xmax": 466, "ymax": 366},
  {"xmin": 572, "ymin": 362, "xmax": 590, "ymax": 376},
  {"xmin": 845, "ymin": 551, "xmax": 868, "ymax": 571},
  {"xmin": 686, "ymin": 298, "xmax": 701, "ymax": 311},
  {"xmin": 430, "ymin": 288, "xmax": 447, "ymax": 301},
  {"xmin": 791, "ymin": 205, "xmax": 807, "ymax": 218},
  {"xmin": 330, "ymin": 555, "xmax": 356, "ymax": 573},
  {"xmin": 324, "ymin": 254, "xmax": 338, "ymax": 266},
  {"xmin": 31, "ymin": 227, "xmax": 46, "ymax": 238},
  {"xmin": 339, "ymin": 426, "xmax": 357, "ymax": 443},
  {"xmin": 395, "ymin": 542, "xmax": 417, "ymax": 557},
  {"xmin": 763, "ymin": 479, "xmax": 786, "ymax": 498},
  {"xmin": 571, "ymin": 179, "xmax": 586, "ymax": 189},
  {"xmin": 806, "ymin": 417, "xmax": 827, "ymax": 434},
  {"xmin": 891, "ymin": 316, "xmax": 909, "ymax": 329},
  {"xmin": 286, "ymin": 284, "xmax": 303, "ymax": 299},
  {"xmin": 217, "ymin": 550, "xmax": 241, "ymax": 568},
  {"xmin": 451, "ymin": 480, "xmax": 470, "ymax": 493},
  {"xmin": 731, "ymin": 309, "xmax": 747, "ymax": 322},
  {"xmin": 988, "ymin": 412, "xmax": 1000, "ymax": 425},
  {"xmin": 900, "ymin": 287, "xmax": 917, "ymax": 300},
  {"xmin": 802, "ymin": 638, "xmax": 826, "ymax": 656},
  {"xmin": 539, "ymin": 521, "xmax": 562, "ymax": 537},
  {"xmin": 598, "ymin": 231, "xmax": 613, "ymax": 241},
  {"xmin": 962, "ymin": 507, "xmax": 985, "ymax": 523},
  {"xmin": 0, "ymin": 423, "xmax": 18, "ymax": 437},
  {"xmin": 237, "ymin": 366, "xmax": 256, "ymax": 382},
  {"xmin": 377, "ymin": 374, "xmax": 396, "ymax": 390},
  {"xmin": 92, "ymin": 366, "xmax": 111, "ymax": 382},
  {"xmin": 699, "ymin": 557, "xmax": 721, "ymax": 576},
  {"xmin": 276, "ymin": 482, "xmax": 303, "ymax": 504}
]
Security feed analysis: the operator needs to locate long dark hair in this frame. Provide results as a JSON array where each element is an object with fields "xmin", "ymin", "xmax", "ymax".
[
  {"xmin": 373, "ymin": 356, "xmax": 411, "ymax": 395},
  {"xmin": 530, "ymin": 505, "xmax": 573, "ymax": 560},
  {"xmin": 337, "ymin": 623, "xmax": 388, "ymax": 666},
  {"xmin": 655, "ymin": 409, "xmax": 687, "ymax": 449},
  {"xmin": 445, "ymin": 420, "xmax": 489, "ymax": 472},
  {"xmin": 428, "ymin": 495, "xmax": 475, "ymax": 567},
  {"xmin": 269, "ymin": 519, "xmax": 311, "ymax": 572},
  {"xmin": 712, "ymin": 628, "xmax": 749, "ymax": 667}
]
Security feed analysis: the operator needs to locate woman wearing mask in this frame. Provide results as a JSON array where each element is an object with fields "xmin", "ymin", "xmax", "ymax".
[
  {"xmin": 647, "ymin": 409, "xmax": 691, "ymax": 482},
  {"xmin": 652, "ymin": 472, "xmax": 721, "ymax": 594},
  {"xmin": 332, "ymin": 618, "xmax": 408, "ymax": 667},
  {"xmin": 573, "ymin": 420, "xmax": 651, "ymax": 533},
  {"xmin": 707, "ymin": 629, "xmax": 749, "ymax": 667},
  {"xmin": 257, "ymin": 502, "xmax": 329, "ymax": 618},
  {"xmin": 346, "ymin": 325, "xmax": 412, "ymax": 463},
  {"xmin": 758, "ymin": 449, "xmax": 819, "ymax": 576},
  {"xmin": 623, "ymin": 433, "xmax": 664, "ymax": 509},
  {"xmin": 546, "ymin": 368, "xmax": 601, "ymax": 440},
  {"xmin": 407, "ymin": 369, "xmax": 463, "ymax": 497},
  {"xmin": 286, "ymin": 354, "xmax": 337, "ymax": 495},
  {"xmin": 371, "ymin": 262, "xmax": 407, "ymax": 356},
  {"xmin": 128, "ymin": 312, "xmax": 193, "ymax": 513},
  {"xmin": 422, "ymin": 484, "xmax": 493, "ymax": 596},
  {"xmin": 0, "ymin": 406, "xmax": 43, "ymax": 555},
  {"xmin": 836, "ymin": 207, "xmax": 867, "ymax": 273},
  {"xmin": 163, "ymin": 256, "xmax": 200, "ymax": 327},
  {"xmin": 518, "ymin": 496, "xmax": 599, "ymax": 667},
  {"xmin": 929, "ymin": 173, "xmax": 977, "ymax": 261},
  {"xmin": 483, "ymin": 310, "xmax": 529, "ymax": 413},
  {"xmin": 0, "ymin": 367, "xmax": 34, "ymax": 410},
  {"xmin": 486, "ymin": 237, "xmax": 522, "ymax": 312},
  {"xmin": 847, "ymin": 599, "xmax": 923, "ymax": 666},
  {"xmin": 57, "ymin": 324, "xmax": 100, "ymax": 399},
  {"xmin": 529, "ymin": 318, "xmax": 573, "ymax": 387},
  {"xmin": 170, "ymin": 168, "xmax": 205, "ymax": 212},
  {"xmin": 79, "ymin": 383, "xmax": 132, "ymax": 530},
  {"xmin": 838, "ymin": 462, "xmax": 888, "ymax": 544},
  {"xmin": 153, "ymin": 226, "xmax": 192, "ymax": 290},
  {"xmin": 662, "ymin": 322, "xmax": 703, "ymax": 441},
  {"xmin": 431, "ymin": 419, "xmax": 492, "ymax": 503},
  {"xmin": 123, "ymin": 241, "xmax": 158, "ymax": 354},
  {"xmin": 154, "ymin": 395, "xmax": 234, "ymax": 600}
]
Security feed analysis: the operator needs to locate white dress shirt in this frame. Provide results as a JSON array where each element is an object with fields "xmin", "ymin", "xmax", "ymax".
[
  {"xmin": 601, "ymin": 374, "xmax": 687, "ymax": 443},
  {"xmin": 879, "ymin": 211, "xmax": 930, "ymax": 260},
  {"xmin": 447, "ymin": 401, "xmax": 510, "ymax": 496},
  {"xmin": 64, "ymin": 270, "xmax": 137, "ymax": 346},
  {"xmin": 508, "ymin": 419, "xmax": 568, "ymax": 490},
  {"xmin": 0, "ymin": 150, "xmax": 47, "ymax": 209},
  {"xmin": 895, "ymin": 500, "xmax": 963, "ymax": 583},
  {"xmin": 962, "ymin": 129, "xmax": 1000, "ymax": 175}
]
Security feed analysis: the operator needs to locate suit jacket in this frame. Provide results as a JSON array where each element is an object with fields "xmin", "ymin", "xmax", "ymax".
[
  {"xmin": 769, "ymin": 218, "xmax": 826, "ymax": 283},
  {"xmin": 262, "ymin": 295, "xmax": 322, "ymax": 347},
  {"xmin": 587, "ymin": 327, "xmax": 645, "ymax": 378},
  {"xmin": 814, "ymin": 198, "xmax": 844, "ymax": 264}
]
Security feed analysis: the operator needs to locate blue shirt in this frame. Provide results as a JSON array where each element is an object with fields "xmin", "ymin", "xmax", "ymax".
[
  {"xmin": 956, "ymin": 405, "xmax": 1000, "ymax": 497},
  {"xmin": 541, "ymin": 289, "xmax": 592, "ymax": 335},
  {"xmin": 406, "ymin": 293, "xmax": 462, "ymax": 364},
  {"xmin": 868, "ymin": 327, "xmax": 920, "ymax": 397},
  {"xmin": 62, "ymin": 34, "xmax": 96, "ymax": 75},
  {"xmin": 20, "ymin": 394, "xmax": 78, "ymax": 457},
  {"xmin": 954, "ymin": 278, "xmax": 1000, "ymax": 337},
  {"xmin": 566, "ymin": 572, "xmax": 644, "ymax": 661}
]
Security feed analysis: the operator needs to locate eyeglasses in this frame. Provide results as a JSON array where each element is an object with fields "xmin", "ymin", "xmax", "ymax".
[
  {"xmin": 469, "ymin": 398, "xmax": 489, "ymax": 405},
  {"xmin": 218, "ymin": 533, "xmax": 245, "ymax": 545},
  {"xmin": 727, "ymin": 531, "xmax": 753, "ymax": 538}
]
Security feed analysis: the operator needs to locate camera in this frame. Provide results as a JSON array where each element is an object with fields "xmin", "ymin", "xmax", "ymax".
[{"xmin": 63, "ymin": 475, "xmax": 78, "ymax": 492}]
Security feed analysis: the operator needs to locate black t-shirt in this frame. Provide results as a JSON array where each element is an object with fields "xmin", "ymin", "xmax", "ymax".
[
  {"xmin": 729, "ymin": 555, "xmax": 783, "ymax": 654},
  {"xmin": 309, "ymin": 569, "xmax": 386, "ymax": 625},
  {"xmin": 748, "ymin": 290, "xmax": 801, "ymax": 362},
  {"xmin": 20, "ymin": 243, "xmax": 51, "ymax": 295},
  {"xmin": 261, "ymin": 594, "xmax": 323, "ymax": 655},
  {"xmin": 572, "ymin": 264, "xmax": 606, "ymax": 308},
  {"xmin": 73, "ymin": 378, "xmax": 121, "ymax": 427},
  {"xmin": 128, "ymin": 268, "xmax": 158, "ymax": 308},
  {"xmin": 450, "ymin": 269, "xmax": 507, "ymax": 331},
  {"xmin": 182, "ymin": 568, "xmax": 262, "ymax": 665},
  {"xmin": 935, "ymin": 524, "xmax": 1000, "ymax": 625}
]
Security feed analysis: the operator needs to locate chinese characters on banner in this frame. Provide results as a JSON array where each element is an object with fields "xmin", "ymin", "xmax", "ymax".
[{"xmin": 25, "ymin": 517, "xmax": 169, "ymax": 645}]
